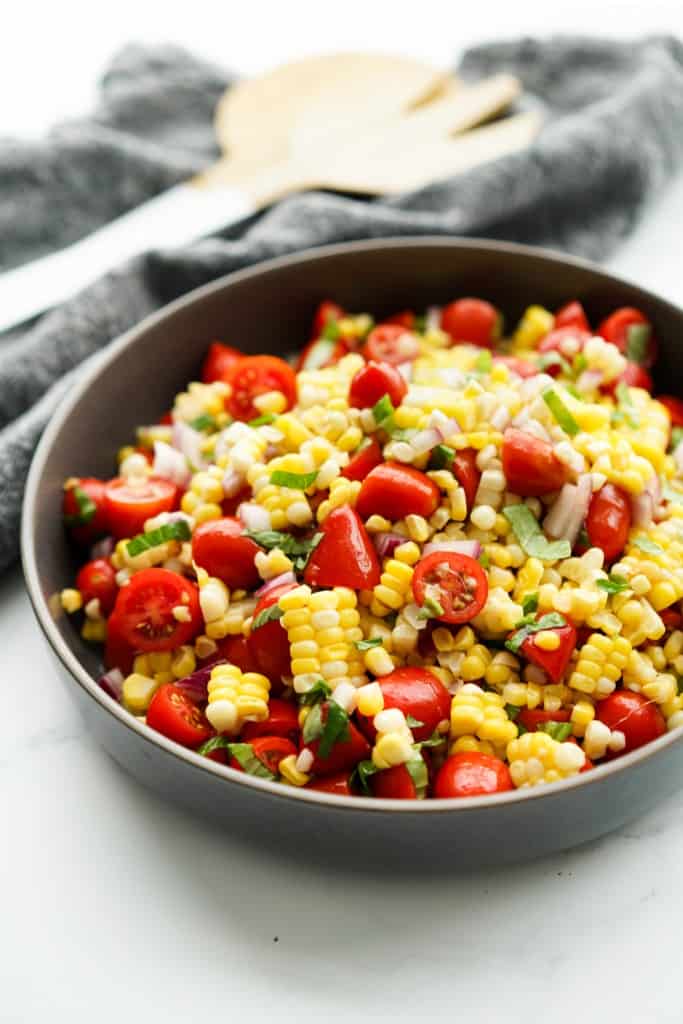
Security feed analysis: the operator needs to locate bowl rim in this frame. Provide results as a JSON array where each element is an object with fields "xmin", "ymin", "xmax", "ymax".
[{"xmin": 21, "ymin": 234, "xmax": 683, "ymax": 815}]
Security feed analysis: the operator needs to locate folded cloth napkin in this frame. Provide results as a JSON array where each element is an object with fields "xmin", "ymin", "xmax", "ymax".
[{"xmin": 2, "ymin": 35, "xmax": 683, "ymax": 573}]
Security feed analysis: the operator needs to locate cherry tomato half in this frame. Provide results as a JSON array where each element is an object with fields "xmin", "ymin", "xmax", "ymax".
[
  {"xmin": 412, "ymin": 551, "xmax": 488, "ymax": 625},
  {"xmin": 209, "ymin": 635, "xmax": 261, "ymax": 675},
  {"xmin": 519, "ymin": 621, "xmax": 577, "ymax": 684},
  {"xmin": 147, "ymin": 683, "xmax": 213, "ymax": 747},
  {"xmin": 306, "ymin": 718, "xmax": 370, "ymax": 777},
  {"xmin": 103, "ymin": 476, "xmax": 178, "ymax": 540},
  {"xmin": 363, "ymin": 324, "xmax": 420, "ymax": 365},
  {"xmin": 452, "ymin": 449, "xmax": 481, "ymax": 513},
  {"xmin": 303, "ymin": 505, "xmax": 381, "ymax": 590},
  {"xmin": 585, "ymin": 483, "xmax": 631, "ymax": 564},
  {"xmin": 247, "ymin": 581, "xmax": 296, "ymax": 694},
  {"xmin": 357, "ymin": 667, "xmax": 451, "ymax": 744},
  {"xmin": 226, "ymin": 355, "xmax": 296, "ymax": 422},
  {"xmin": 63, "ymin": 477, "xmax": 109, "ymax": 545},
  {"xmin": 440, "ymin": 298, "xmax": 500, "ymax": 348},
  {"xmin": 241, "ymin": 698, "xmax": 300, "ymax": 744},
  {"xmin": 502, "ymin": 428, "xmax": 568, "ymax": 497},
  {"xmin": 517, "ymin": 708, "xmax": 571, "ymax": 732},
  {"xmin": 76, "ymin": 558, "xmax": 118, "ymax": 616},
  {"xmin": 306, "ymin": 772, "xmax": 353, "ymax": 796},
  {"xmin": 596, "ymin": 689, "xmax": 666, "ymax": 754},
  {"xmin": 230, "ymin": 736, "xmax": 297, "ymax": 775},
  {"xmin": 598, "ymin": 307, "xmax": 656, "ymax": 367},
  {"xmin": 200, "ymin": 342, "xmax": 244, "ymax": 384},
  {"xmin": 104, "ymin": 612, "xmax": 136, "ymax": 675},
  {"xmin": 371, "ymin": 762, "xmax": 423, "ymax": 799},
  {"xmin": 604, "ymin": 361, "xmax": 653, "ymax": 395},
  {"xmin": 191, "ymin": 517, "xmax": 261, "ymax": 590},
  {"xmin": 111, "ymin": 568, "xmax": 201, "ymax": 653},
  {"xmin": 434, "ymin": 752, "xmax": 512, "ymax": 798},
  {"xmin": 538, "ymin": 326, "xmax": 592, "ymax": 360},
  {"xmin": 296, "ymin": 335, "xmax": 350, "ymax": 372},
  {"xmin": 658, "ymin": 395, "xmax": 683, "ymax": 428},
  {"xmin": 356, "ymin": 463, "xmax": 440, "ymax": 521},
  {"xmin": 311, "ymin": 300, "xmax": 345, "ymax": 339},
  {"xmin": 384, "ymin": 310, "xmax": 416, "ymax": 329},
  {"xmin": 341, "ymin": 439, "xmax": 383, "ymax": 482},
  {"xmin": 660, "ymin": 608, "xmax": 683, "ymax": 632},
  {"xmin": 554, "ymin": 300, "xmax": 590, "ymax": 332},
  {"xmin": 349, "ymin": 361, "xmax": 407, "ymax": 409}
]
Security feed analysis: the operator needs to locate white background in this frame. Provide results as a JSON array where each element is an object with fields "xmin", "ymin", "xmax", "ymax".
[{"xmin": 3, "ymin": 3, "xmax": 683, "ymax": 1022}]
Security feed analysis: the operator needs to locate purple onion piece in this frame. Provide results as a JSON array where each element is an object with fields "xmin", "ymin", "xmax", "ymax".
[
  {"xmin": 90, "ymin": 535, "xmax": 115, "ymax": 560},
  {"xmin": 98, "ymin": 668, "xmax": 124, "ymax": 702},
  {"xmin": 254, "ymin": 572, "xmax": 297, "ymax": 599},
  {"xmin": 373, "ymin": 532, "xmax": 406, "ymax": 559},
  {"xmin": 173, "ymin": 661, "xmax": 228, "ymax": 703}
]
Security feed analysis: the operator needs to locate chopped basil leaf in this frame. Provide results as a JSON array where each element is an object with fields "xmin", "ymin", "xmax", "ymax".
[
  {"xmin": 429, "ymin": 443, "xmax": 455, "ymax": 470},
  {"xmin": 352, "ymin": 759, "xmax": 378, "ymax": 795},
  {"xmin": 197, "ymin": 735, "xmax": 233, "ymax": 756},
  {"xmin": 670, "ymin": 427, "xmax": 683, "ymax": 452},
  {"xmin": 413, "ymin": 315, "xmax": 427, "ymax": 333},
  {"xmin": 542, "ymin": 387, "xmax": 579, "ymax": 436},
  {"xmin": 404, "ymin": 755, "xmax": 429, "ymax": 797},
  {"xmin": 190, "ymin": 413, "xmax": 217, "ymax": 432},
  {"xmin": 539, "ymin": 721, "xmax": 573, "ymax": 742},
  {"xmin": 475, "ymin": 350, "xmax": 492, "ymax": 374},
  {"xmin": 406, "ymin": 714, "xmax": 425, "ymax": 729},
  {"xmin": 625, "ymin": 322, "xmax": 651, "ymax": 365},
  {"xmin": 299, "ymin": 680, "xmax": 332, "ymax": 706},
  {"xmin": 228, "ymin": 742, "xmax": 277, "ymax": 780},
  {"xmin": 578, "ymin": 526, "xmax": 590, "ymax": 548},
  {"xmin": 522, "ymin": 592, "xmax": 539, "ymax": 616},
  {"xmin": 663, "ymin": 480, "xmax": 683, "ymax": 505},
  {"xmin": 126, "ymin": 519, "xmax": 191, "ymax": 557},
  {"xmin": 503, "ymin": 505, "xmax": 571, "ymax": 561},
  {"xmin": 248, "ymin": 413, "xmax": 277, "ymax": 427},
  {"xmin": 251, "ymin": 603, "xmax": 284, "ymax": 631},
  {"xmin": 244, "ymin": 529, "xmax": 323, "ymax": 572},
  {"xmin": 64, "ymin": 485, "xmax": 97, "ymax": 528},
  {"xmin": 505, "ymin": 612, "xmax": 567, "ymax": 654},
  {"xmin": 372, "ymin": 394, "xmax": 395, "ymax": 426},
  {"xmin": 317, "ymin": 700, "xmax": 351, "ymax": 760},
  {"xmin": 633, "ymin": 536, "xmax": 664, "ymax": 556},
  {"xmin": 505, "ymin": 704, "xmax": 521, "ymax": 721},
  {"xmin": 573, "ymin": 352, "xmax": 588, "ymax": 374},
  {"xmin": 354, "ymin": 637, "xmax": 383, "ymax": 651},
  {"xmin": 302, "ymin": 703, "xmax": 324, "ymax": 744},
  {"xmin": 596, "ymin": 574, "xmax": 629, "ymax": 595},
  {"xmin": 270, "ymin": 469, "xmax": 318, "ymax": 490},
  {"xmin": 478, "ymin": 551, "xmax": 490, "ymax": 569},
  {"xmin": 321, "ymin": 319, "xmax": 341, "ymax": 341},
  {"xmin": 418, "ymin": 595, "xmax": 445, "ymax": 620},
  {"xmin": 418, "ymin": 731, "xmax": 448, "ymax": 749}
]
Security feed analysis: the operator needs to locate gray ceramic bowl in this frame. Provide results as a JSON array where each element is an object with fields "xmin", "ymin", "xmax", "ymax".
[{"xmin": 21, "ymin": 238, "xmax": 683, "ymax": 869}]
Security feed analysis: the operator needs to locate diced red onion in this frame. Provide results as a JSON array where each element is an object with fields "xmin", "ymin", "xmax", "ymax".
[
  {"xmin": 238, "ymin": 502, "xmax": 271, "ymax": 532},
  {"xmin": 222, "ymin": 468, "xmax": 245, "ymax": 498},
  {"xmin": 90, "ymin": 536, "xmax": 115, "ymax": 560},
  {"xmin": 172, "ymin": 421, "xmax": 207, "ymax": 471},
  {"xmin": 422, "ymin": 540, "xmax": 481, "ymax": 559},
  {"xmin": 153, "ymin": 440, "xmax": 191, "ymax": 487},
  {"xmin": 544, "ymin": 474, "xmax": 592, "ymax": 548},
  {"xmin": 373, "ymin": 532, "xmax": 407, "ymax": 559},
  {"xmin": 403, "ymin": 602, "xmax": 430, "ymax": 631},
  {"xmin": 543, "ymin": 484, "xmax": 574, "ymax": 539},
  {"xmin": 411, "ymin": 427, "xmax": 443, "ymax": 455},
  {"xmin": 254, "ymin": 571, "xmax": 297, "ymax": 599},
  {"xmin": 99, "ymin": 668, "xmax": 124, "ymax": 702},
  {"xmin": 425, "ymin": 305, "xmax": 442, "ymax": 331},
  {"xmin": 564, "ymin": 474, "xmax": 593, "ymax": 547},
  {"xmin": 174, "ymin": 662, "xmax": 226, "ymax": 703},
  {"xmin": 630, "ymin": 491, "xmax": 654, "ymax": 528},
  {"xmin": 576, "ymin": 369, "xmax": 604, "ymax": 394}
]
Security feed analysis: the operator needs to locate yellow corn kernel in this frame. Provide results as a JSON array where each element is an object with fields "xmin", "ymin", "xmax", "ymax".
[
  {"xmin": 460, "ymin": 645, "xmax": 492, "ymax": 681},
  {"xmin": 279, "ymin": 755, "xmax": 310, "ymax": 787},
  {"xmin": 122, "ymin": 673, "xmax": 160, "ymax": 713},
  {"xmin": 253, "ymin": 389, "xmax": 288, "ymax": 415},
  {"xmin": 81, "ymin": 619, "xmax": 106, "ymax": 643},
  {"xmin": 507, "ymin": 731, "xmax": 585, "ymax": 787},
  {"xmin": 534, "ymin": 630, "xmax": 561, "ymax": 652},
  {"xmin": 372, "ymin": 731, "xmax": 414, "ymax": 769},
  {"xmin": 206, "ymin": 664, "xmax": 270, "ymax": 734},
  {"xmin": 568, "ymin": 633, "xmax": 631, "ymax": 696},
  {"xmin": 452, "ymin": 626, "xmax": 476, "ymax": 652},
  {"xmin": 513, "ymin": 305, "xmax": 554, "ymax": 348},
  {"xmin": 394, "ymin": 541, "xmax": 421, "ymax": 566},
  {"xmin": 364, "ymin": 646, "xmax": 395, "ymax": 678},
  {"xmin": 357, "ymin": 682, "xmax": 385, "ymax": 717},
  {"xmin": 60, "ymin": 588, "xmax": 83, "ymax": 614},
  {"xmin": 450, "ymin": 735, "xmax": 495, "ymax": 757},
  {"xmin": 570, "ymin": 699, "xmax": 595, "ymax": 737},
  {"xmin": 405, "ymin": 515, "xmax": 430, "ymax": 543},
  {"xmin": 450, "ymin": 684, "xmax": 517, "ymax": 745}
]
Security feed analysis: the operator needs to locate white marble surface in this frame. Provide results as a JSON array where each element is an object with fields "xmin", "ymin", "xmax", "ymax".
[{"xmin": 4, "ymin": 9, "xmax": 683, "ymax": 1022}]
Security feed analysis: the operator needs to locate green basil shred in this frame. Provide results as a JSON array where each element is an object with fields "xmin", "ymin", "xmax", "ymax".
[
  {"xmin": 270, "ymin": 469, "xmax": 318, "ymax": 490},
  {"xmin": 251, "ymin": 604, "xmax": 284, "ymax": 631},
  {"xmin": 228, "ymin": 742, "xmax": 277, "ymax": 780},
  {"xmin": 522, "ymin": 592, "xmax": 539, "ymax": 616},
  {"xmin": 503, "ymin": 505, "xmax": 571, "ymax": 561},
  {"xmin": 298, "ymin": 680, "xmax": 332, "ymax": 706},
  {"xmin": 372, "ymin": 394, "xmax": 395, "ymax": 426},
  {"xmin": 126, "ymin": 519, "xmax": 191, "ymax": 557},
  {"xmin": 64, "ymin": 485, "xmax": 97, "ymax": 528},
  {"xmin": 633, "ymin": 536, "xmax": 664, "ymax": 556},
  {"xmin": 625, "ymin": 322, "xmax": 651, "ymax": 365},
  {"xmin": 317, "ymin": 701, "xmax": 351, "ymax": 759},
  {"xmin": 505, "ymin": 612, "xmax": 567, "ymax": 654},
  {"xmin": 542, "ymin": 387, "xmax": 579, "ymax": 436},
  {"xmin": 189, "ymin": 413, "xmax": 217, "ymax": 432},
  {"xmin": 429, "ymin": 444, "xmax": 455, "ymax": 471},
  {"xmin": 245, "ymin": 530, "xmax": 323, "ymax": 572},
  {"xmin": 596, "ymin": 574, "xmax": 629, "ymax": 595},
  {"xmin": 248, "ymin": 413, "xmax": 277, "ymax": 427},
  {"xmin": 539, "ymin": 721, "xmax": 573, "ymax": 742},
  {"xmin": 354, "ymin": 637, "xmax": 383, "ymax": 651},
  {"xmin": 475, "ymin": 350, "xmax": 492, "ymax": 374},
  {"xmin": 405, "ymin": 714, "xmax": 425, "ymax": 729}
]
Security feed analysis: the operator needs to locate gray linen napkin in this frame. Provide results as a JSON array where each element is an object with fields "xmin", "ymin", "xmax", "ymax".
[{"xmin": 3, "ymin": 35, "xmax": 683, "ymax": 572}]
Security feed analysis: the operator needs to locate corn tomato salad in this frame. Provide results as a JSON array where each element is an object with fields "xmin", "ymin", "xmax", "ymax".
[{"xmin": 60, "ymin": 296, "xmax": 683, "ymax": 799}]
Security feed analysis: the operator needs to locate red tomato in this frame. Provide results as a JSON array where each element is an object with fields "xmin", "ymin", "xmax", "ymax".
[
  {"xmin": 226, "ymin": 355, "xmax": 296, "ymax": 421},
  {"xmin": 241, "ymin": 699, "xmax": 300, "ymax": 744},
  {"xmin": 658, "ymin": 395, "xmax": 683, "ymax": 428},
  {"xmin": 209, "ymin": 635, "xmax": 260, "ymax": 674},
  {"xmin": 306, "ymin": 772, "xmax": 353, "ymax": 796},
  {"xmin": 356, "ymin": 463, "xmax": 440, "ymax": 520},
  {"xmin": 603, "ymin": 361, "xmax": 653, "ymax": 395},
  {"xmin": 519, "ymin": 621, "xmax": 577, "ymax": 684},
  {"xmin": 585, "ymin": 483, "xmax": 631, "ymax": 564},
  {"xmin": 111, "ymin": 568, "xmax": 201, "ymax": 653},
  {"xmin": 538, "ymin": 326, "xmax": 592, "ymax": 361},
  {"xmin": 296, "ymin": 335, "xmax": 350, "ymax": 371},
  {"xmin": 596, "ymin": 689, "xmax": 666, "ymax": 754},
  {"xmin": 191, "ymin": 517, "xmax": 261, "ymax": 590},
  {"xmin": 349, "ymin": 361, "xmax": 407, "ymax": 409},
  {"xmin": 220, "ymin": 486, "xmax": 252, "ymax": 518},
  {"xmin": 103, "ymin": 476, "xmax": 178, "ymax": 540},
  {"xmin": 554, "ymin": 300, "xmax": 590, "ymax": 332},
  {"xmin": 200, "ymin": 342, "xmax": 244, "ymax": 384},
  {"xmin": 371, "ymin": 763, "xmax": 421, "ymax": 799},
  {"xmin": 384, "ymin": 310, "xmax": 416, "ymax": 329},
  {"xmin": 104, "ymin": 612, "xmax": 136, "ymax": 675},
  {"xmin": 434, "ymin": 752, "xmax": 512, "ymax": 798},
  {"xmin": 598, "ymin": 307, "xmax": 656, "ymax": 366},
  {"xmin": 303, "ymin": 505, "xmax": 381, "ymax": 590},
  {"xmin": 230, "ymin": 736, "xmax": 297, "ymax": 775},
  {"xmin": 440, "ymin": 298, "xmax": 500, "ymax": 348},
  {"xmin": 147, "ymin": 683, "xmax": 214, "ymax": 747},
  {"xmin": 306, "ymin": 719, "xmax": 370, "ymax": 776},
  {"xmin": 341, "ymin": 439, "xmax": 382, "ymax": 482},
  {"xmin": 63, "ymin": 477, "xmax": 109, "ymax": 545},
  {"xmin": 660, "ymin": 608, "xmax": 683, "ymax": 632},
  {"xmin": 452, "ymin": 449, "xmax": 481, "ymax": 513},
  {"xmin": 412, "ymin": 551, "xmax": 488, "ymax": 625},
  {"xmin": 247, "ymin": 582, "xmax": 296, "ymax": 694},
  {"xmin": 311, "ymin": 300, "xmax": 344, "ymax": 338},
  {"xmin": 502, "ymin": 428, "xmax": 568, "ymax": 497},
  {"xmin": 363, "ymin": 324, "xmax": 420, "ymax": 364},
  {"xmin": 493, "ymin": 355, "xmax": 539, "ymax": 379},
  {"xmin": 76, "ymin": 558, "xmax": 118, "ymax": 616},
  {"xmin": 358, "ymin": 667, "xmax": 451, "ymax": 744},
  {"xmin": 517, "ymin": 707, "xmax": 571, "ymax": 731}
]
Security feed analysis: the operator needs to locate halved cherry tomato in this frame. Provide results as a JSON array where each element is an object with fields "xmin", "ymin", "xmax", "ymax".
[
  {"xmin": 191, "ymin": 517, "xmax": 261, "ymax": 590},
  {"xmin": 357, "ymin": 667, "xmax": 451, "ymax": 744},
  {"xmin": 384, "ymin": 310, "xmax": 416, "ymax": 329},
  {"xmin": 585, "ymin": 483, "xmax": 631, "ymax": 564},
  {"xmin": 147, "ymin": 683, "xmax": 214, "ymax": 747},
  {"xmin": 209, "ymin": 635, "xmax": 260, "ymax": 674},
  {"xmin": 412, "ymin": 551, "xmax": 488, "ymax": 625},
  {"xmin": 440, "ymin": 298, "xmax": 500, "ymax": 348},
  {"xmin": 603, "ymin": 361, "xmax": 653, "ymax": 395},
  {"xmin": 342, "ymin": 439, "xmax": 383, "ymax": 482},
  {"xmin": 371, "ymin": 762, "xmax": 423, "ymax": 799},
  {"xmin": 104, "ymin": 612, "xmax": 136, "ymax": 674},
  {"xmin": 304, "ymin": 505, "xmax": 381, "ymax": 590},
  {"xmin": 657, "ymin": 395, "xmax": 683, "ymax": 428},
  {"xmin": 226, "ymin": 355, "xmax": 296, "ymax": 421},
  {"xmin": 493, "ymin": 355, "xmax": 538, "ymax": 379},
  {"xmin": 363, "ymin": 324, "xmax": 419, "ymax": 364},
  {"xmin": 660, "ymin": 608, "xmax": 683, "ymax": 632},
  {"xmin": 452, "ymin": 449, "xmax": 481, "ymax": 513},
  {"xmin": 356, "ymin": 463, "xmax": 440, "ymax": 520},
  {"xmin": 434, "ymin": 752, "xmax": 512, "ymax": 797},
  {"xmin": 349, "ymin": 360, "xmax": 407, "ymax": 409},
  {"xmin": 76, "ymin": 558, "xmax": 118, "ymax": 616},
  {"xmin": 220, "ymin": 485, "xmax": 252, "ymax": 518},
  {"xmin": 311, "ymin": 300, "xmax": 344, "ymax": 339},
  {"xmin": 296, "ymin": 335, "xmax": 350, "ymax": 371},
  {"xmin": 519, "ymin": 620, "xmax": 577, "ymax": 684},
  {"xmin": 517, "ymin": 707, "xmax": 571, "ymax": 732},
  {"xmin": 306, "ymin": 718, "xmax": 370, "ymax": 776},
  {"xmin": 307, "ymin": 772, "xmax": 354, "ymax": 796},
  {"xmin": 241, "ymin": 699, "xmax": 300, "ymax": 744},
  {"xmin": 596, "ymin": 689, "xmax": 666, "ymax": 754},
  {"xmin": 247, "ymin": 581, "xmax": 296, "ymax": 694},
  {"xmin": 554, "ymin": 300, "xmax": 590, "ymax": 332},
  {"xmin": 598, "ymin": 307, "xmax": 656, "ymax": 366},
  {"xmin": 63, "ymin": 477, "xmax": 109, "ymax": 545},
  {"xmin": 200, "ymin": 342, "xmax": 244, "ymax": 384},
  {"xmin": 111, "ymin": 568, "xmax": 201, "ymax": 653},
  {"xmin": 502, "ymin": 428, "xmax": 568, "ymax": 497},
  {"xmin": 103, "ymin": 476, "xmax": 178, "ymax": 540},
  {"xmin": 538, "ymin": 326, "xmax": 592, "ymax": 360},
  {"xmin": 230, "ymin": 736, "xmax": 297, "ymax": 775}
]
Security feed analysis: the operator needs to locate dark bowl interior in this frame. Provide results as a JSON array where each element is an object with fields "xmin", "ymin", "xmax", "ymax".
[{"xmin": 21, "ymin": 238, "xmax": 683, "ymax": 868}]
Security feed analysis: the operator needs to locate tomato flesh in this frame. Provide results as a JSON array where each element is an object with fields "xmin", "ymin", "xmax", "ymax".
[
  {"xmin": 306, "ymin": 720, "xmax": 370, "ymax": 776},
  {"xmin": 538, "ymin": 326, "xmax": 592, "ymax": 361},
  {"xmin": 147, "ymin": 683, "xmax": 213, "ymax": 747},
  {"xmin": 554, "ymin": 300, "xmax": 590, "ymax": 332},
  {"xmin": 342, "ymin": 439, "xmax": 383, "ymax": 483},
  {"xmin": 598, "ymin": 306, "xmax": 656, "ymax": 366},
  {"xmin": 603, "ymin": 361, "xmax": 653, "ymax": 395},
  {"xmin": 363, "ymin": 324, "xmax": 419, "ymax": 364},
  {"xmin": 103, "ymin": 476, "xmax": 178, "ymax": 540},
  {"xmin": 596, "ymin": 689, "xmax": 666, "ymax": 754},
  {"xmin": 311, "ymin": 300, "xmax": 344, "ymax": 339},
  {"xmin": 517, "ymin": 708, "xmax": 571, "ymax": 732},
  {"xmin": 306, "ymin": 772, "xmax": 353, "ymax": 796},
  {"xmin": 585, "ymin": 483, "xmax": 631, "ymax": 564},
  {"xmin": 440, "ymin": 298, "xmax": 499, "ymax": 347},
  {"xmin": 226, "ymin": 355, "xmax": 296, "ymax": 421},
  {"xmin": 349, "ymin": 361, "xmax": 407, "ymax": 409},
  {"xmin": 356, "ymin": 463, "xmax": 440, "ymax": 520},
  {"xmin": 247, "ymin": 582, "xmax": 296, "ymax": 694},
  {"xmin": 357, "ymin": 667, "xmax": 451, "ymax": 744},
  {"xmin": 111, "ymin": 568, "xmax": 201, "ymax": 653},
  {"xmin": 493, "ymin": 355, "xmax": 538, "ymax": 379},
  {"xmin": 658, "ymin": 395, "xmax": 683, "ymax": 428},
  {"xmin": 208, "ymin": 635, "xmax": 260, "ymax": 674},
  {"xmin": 76, "ymin": 558, "xmax": 118, "ymax": 616},
  {"xmin": 201, "ymin": 342, "xmax": 243, "ymax": 384},
  {"xmin": 191, "ymin": 517, "xmax": 261, "ymax": 590},
  {"xmin": 452, "ymin": 448, "xmax": 481, "ymax": 513},
  {"xmin": 303, "ymin": 505, "xmax": 380, "ymax": 590},
  {"xmin": 230, "ymin": 736, "xmax": 297, "ymax": 775},
  {"xmin": 371, "ymin": 763, "xmax": 420, "ymax": 799},
  {"xmin": 519, "ymin": 622, "xmax": 577, "ymax": 684},
  {"xmin": 63, "ymin": 477, "xmax": 109, "ymax": 545},
  {"xmin": 502, "ymin": 428, "xmax": 568, "ymax": 497},
  {"xmin": 412, "ymin": 551, "xmax": 488, "ymax": 625},
  {"xmin": 434, "ymin": 752, "xmax": 512, "ymax": 797},
  {"xmin": 241, "ymin": 698, "xmax": 300, "ymax": 744}
]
